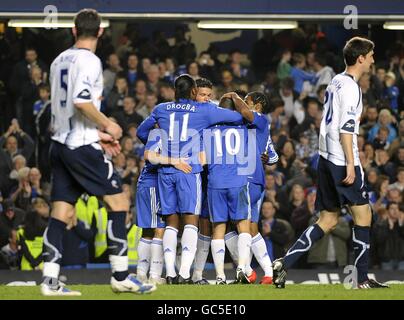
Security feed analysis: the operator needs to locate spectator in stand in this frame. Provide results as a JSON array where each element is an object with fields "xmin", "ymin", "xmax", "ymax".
[
  {"xmin": 9, "ymin": 47, "xmax": 48, "ymax": 97},
  {"xmin": 291, "ymin": 99, "xmax": 320, "ymax": 140},
  {"xmin": 134, "ymin": 79, "xmax": 147, "ymax": 109},
  {"xmin": 383, "ymin": 71, "xmax": 400, "ymax": 115},
  {"xmin": 164, "ymin": 57, "xmax": 177, "ymax": 82},
  {"xmin": 103, "ymin": 53, "xmax": 123, "ymax": 96},
  {"xmin": 10, "ymin": 167, "xmax": 32, "ymax": 211},
  {"xmin": 374, "ymin": 149, "xmax": 397, "ymax": 182},
  {"xmin": 387, "ymin": 188, "xmax": 402, "ymax": 205},
  {"xmin": 0, "ymin": 121, "xmax": 34, "ymax": 196},
  {"xmin": 371, "ymin": 174, "xmax": 390, "ymax": 211},
  {"xmin": 307, "ymin": 214, "xmax": 351, "ymax": 269},
  {"xmin": 186, "ymin": 61, "xmax": 200, "ymax": 81},
  {"xmin": 105, "ymin": 75, "xmax": 130, "ymax": 116},
  {"xmin": 373, "ymin": 126, "xmax": 390, "ymax": 151},
  {"xmin": 62, "ymin": 214, "xmax": 96, "ymax": 269},
  {"xmin": 145, "ymin": 64, "xmax": 163, "ymax": 93},
  {"xmin": 140, "ymin": 57, "xmax": 152, "ymax": 77},
  {"xmin": 28, "ymin": 167, "xmax": 50, "ymax": 201},
  {"xmin": 290, "ymin": 53, "xmax": 317, "ymax": 94},
  {"xmin": 17, "ymin": 197, "xmax": 49, "ymax": 270},
  {"xmin": 267, "ymin": 98, "xmax": 285, "ymax": 132},
  {"xmin": 34, "ymin": 84, "xmax": 51, "ymax": 181},
  {"xmin": 367, "ymin": 109, "xmax": 397, "ymax": 144},
  {"xmin": 124, "ymin": 52, "xmax": 140, "ymax": 87},
  {"xmin": 359, "ymin": 73, "xmax": 378, "ymax": 108},
  {"xmin": 227, "ymin": 49, "xmax": 255, "ymax": 85},
  {"xmin": 290, "ymin": 187, "xmax": 317, "ymax": 240},
  {"xmin": 312, "ymin": 53, "xmax": 335, "ymax": 94},
  {"xmin": 260, "ymin": 71, "xmax": 278, "ymax": 98},
  {"xmin": 389, "ymin": 167, "xmax": 404, "ymax": 192},
  {"xmin": 215, "ymin": 69, "xmax": 238, "ymax": 99},
  {"xmin": 197, "ymin": 51, "xmax": 218, "ymax": 84},
  {"xmin": 388, "ymin": 119, "xmax": 404, "ymax": 160},
  {"xmin": 19, "ymin": 66, "xmax": 45, "ymax": 136},
  {"xmin": 112, "ymin": 96, "xmax": 144, "ymax": 132},
  {"xmin": 159, "ymin": 82, "xmax": 175, "ymax": 103},
  {"xmin": 274, "ymin": 77, "xmax": 300, "ymax": 122},
  {"xmin": 362, "ymin": 142, "xmax": 376, "ymax": 171},
  {"xmin": 278, "ymin": 183, "xmax": 305, "ymax": 222},
  {"xmin": 360, "ymin": 104, "xmax": 379, "ymax": 136},
  {"xmin": 277, "ymin": 49, "xmax": 292, "ymax": 81},
  {"xmin": 373, "ymin": 202, "xmax": 404, "ymax": 270},
  {"xmin": 0, "ymin": 199, "xmax": 25, "ymax": 252},
  {"xmin": 120, "ymin": 136, "xmax": 135, "ymax": 157},
  {"xmin": 260, "ymin": 200, "xmax": 294, "ymax": 261}
]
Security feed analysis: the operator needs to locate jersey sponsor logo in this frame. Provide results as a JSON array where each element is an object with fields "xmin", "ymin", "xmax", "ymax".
[
  {"xmin": 77, "ymin": 89, "xmax": 91, "ymax": 100},
  {"xmin": 342, "ymin": 119, "xmax": 355, "ymax": 132}
]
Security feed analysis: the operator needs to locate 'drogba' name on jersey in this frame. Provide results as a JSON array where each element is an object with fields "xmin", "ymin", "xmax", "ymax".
[{"xmin": 166, "ymin": 103, "xmax": 196, "ymax": 112}]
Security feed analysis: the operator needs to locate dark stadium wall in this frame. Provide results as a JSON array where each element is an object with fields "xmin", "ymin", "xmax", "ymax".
[{"xmin": 0, "ymin": 0, "xmax": 403, "ymax": 14}]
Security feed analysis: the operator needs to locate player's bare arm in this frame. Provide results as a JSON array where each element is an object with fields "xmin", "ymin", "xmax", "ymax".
[
  {"xmin": 145, "ymin": 150, "xmax": 192, "ymax": 173},
  {"xmin": 340, "ymin": 133, "xmax": 355, "ymax": 185},
  {"xmin": 222, "ymin": 92, "xmax": 255, "ymax": 122},
  {"xmin": 75, "ymin": 101, "xmax": 122, "ymax": 140}
]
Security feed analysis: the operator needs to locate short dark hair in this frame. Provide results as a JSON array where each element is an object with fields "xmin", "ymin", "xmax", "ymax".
[
  {"xmin": 38, "ymin": 83, "xmax": 50, "ymax": 93},
  {"xmin": 280, "ymin": 77, "xmax": 294, "ymax": 91},
  {"xmin": 314, "ymin": 53, "xmax": 327, "ymax": 67},
  {"xmin": 269, "ymin": 97, "xmax": 285, "ymax": 112},
  {"xmin": 343, "ymin": 37, "xmax": 374, "ymax": 66},
  {"xmin": 387, "ymin": 202, "xmax": 399, "ymax": 210},
  {"xmin": 174, "ymin": 74, "xmax": 196, "ymax": 100},
  {"xmin": 74, "ymin": 9, "xmax": 101, "ymax": 39},
  {"xmin": 245, "ymin": 91, "xmax": 269, "ymax": 112},
  {"xmin": 196, "ymin": 78, "xmax": 213, "ymax": 89}
]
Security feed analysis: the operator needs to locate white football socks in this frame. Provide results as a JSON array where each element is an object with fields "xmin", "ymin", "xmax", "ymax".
[
  {"xmin": 149, "ymin": 238, "xmax": 164, "ymax": 279},
  {"xmin": 224, "ymin": 231, "xmax": 239, "ymax": 265},
  {"xmin": 211, "ymin": 239, "xmax": 226, "ymax": 280},
  {"xmin": 237, "ymin": 233, "xmax": 252, "ymax": 272},
  {"xmin": 136, "ymin": 238, "xmax": 152, "ymax": 277},
  {"xmin": 179, "ymin": 224, "xmax": 198, "ymax": 279},
  {"xmin": 252, "ymin": 233, "xmax": 273, "ymax": 277},
  {"xmin": 163, "ymin": 226, "xmax": 178, "ymax": 278},
  {"xmin": 192, "ymin": 234, "xmax": 211, "ymax": 282}
]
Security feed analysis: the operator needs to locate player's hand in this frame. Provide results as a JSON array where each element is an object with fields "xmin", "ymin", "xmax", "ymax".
[
  {"xmin": 262, "ymin": 222, "xmax": 271, "ymax": 235},
  {"xmin": 99, "ymin": 131, "xmax": 121, "ymax": 157},
  {"xmin": 221, "ymin": 92, "xmax": 239, "ymax": 100},
  {"xmin": 261, "ymin": 153, "xmax": 269, "ymax": 165},
  {"xmin": 172, "ymin": 157, "xmax": 192, "ymax": 174},
  {"xmin": 105, "ymin": 120, "xmax": 122, "ymax": 141},
  {"xmin": 342, "ymin": 164, "xmax": 355, "ymax": 185}
]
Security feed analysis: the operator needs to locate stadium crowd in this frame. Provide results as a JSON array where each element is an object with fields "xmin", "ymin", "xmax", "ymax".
[{"xmin": 0, "ymin": 24, "xmax": 403, "ymax": 273}]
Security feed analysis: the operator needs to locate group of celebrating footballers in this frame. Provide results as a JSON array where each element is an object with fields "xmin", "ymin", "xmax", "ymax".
[{"xmin": 39, "ymin": 8, "xmax": 388, "ymax": 296}]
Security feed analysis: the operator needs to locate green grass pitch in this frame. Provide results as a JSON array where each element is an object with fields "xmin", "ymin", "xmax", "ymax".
[{"xmin": 1, "ymin": 284, "xmax": 404, "ymax": 300}]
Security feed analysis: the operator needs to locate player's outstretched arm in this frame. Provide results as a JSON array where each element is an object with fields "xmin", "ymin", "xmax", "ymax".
[
  {"xmin": 145, "ymin": 150, "xmax": 192, "ymax": 173},
  {"xmin": 75, "ymin": 102, "xmax": 122, "ymax": 140},
  {"xmin": 137, "ymin": 115, "xmax": 157, "ymax": 144},
  {"xmin": 222, "ymin": 92, "xmax": 254, "ymax": 123}
]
